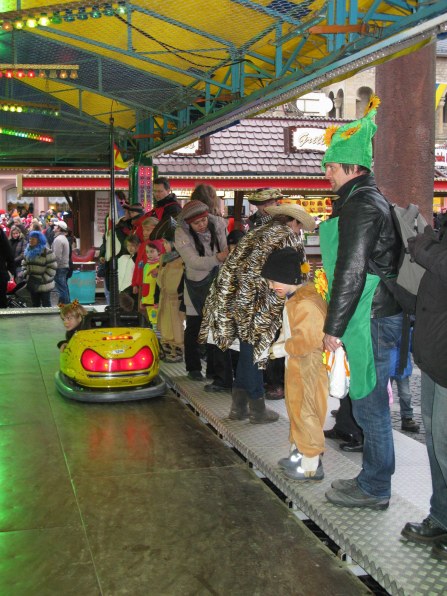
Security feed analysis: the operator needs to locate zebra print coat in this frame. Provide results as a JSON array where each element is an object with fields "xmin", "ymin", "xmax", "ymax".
[{"xmin": 199, "ymin": 220, "xmax": 305, "ymax": 367}]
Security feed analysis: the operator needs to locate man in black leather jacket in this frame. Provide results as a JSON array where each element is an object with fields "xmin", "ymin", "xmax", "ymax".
[
  {"xmin": 322, "ymin": 163, "xmax": 403, "ymax": 510},
  {"xmin": 401, "ymin": 216, "xmax": 447, "ymax": 560}
]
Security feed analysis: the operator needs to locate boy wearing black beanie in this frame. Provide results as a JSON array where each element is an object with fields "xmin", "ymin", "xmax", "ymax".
[{"xmin": 261, "ymin": 247, "xmax": 328, "ymax": 481}]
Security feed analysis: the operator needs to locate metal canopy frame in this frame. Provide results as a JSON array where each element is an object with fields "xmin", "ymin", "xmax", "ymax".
[{"xmin": 0, "ymin": 0, "xmax": 446, "ymax": 166}]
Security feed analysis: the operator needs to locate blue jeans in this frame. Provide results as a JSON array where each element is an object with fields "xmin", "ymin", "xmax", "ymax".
[
  {"xmin": 351, "ymin": 313, "xmax": 403, "ymax": 498},
  {"xmin": 234, "ymin": 341, "xmax": 264, "ymax": 400},
  {"xmin": 421, "ymin": 371, "xmax": 447, "ymax": 530},
  {"xmin": 55, "ymin": 268, "xmax": 70, "ymax": 304},
  {"xmin": 390, "ymin": 376, "xmax": 413, "ymax": 419}
]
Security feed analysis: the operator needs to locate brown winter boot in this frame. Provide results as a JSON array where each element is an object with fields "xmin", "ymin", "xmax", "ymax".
[
  {"xmin": 229, "ymin": 387, "xmax": 249, "ymax": 420},
  {"xmin": 248, "ymin": 397, "xmax": 279, "ymax": 424}
]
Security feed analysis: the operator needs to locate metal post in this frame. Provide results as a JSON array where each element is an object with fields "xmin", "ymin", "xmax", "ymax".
[{"xmin": 108, "ymin": 116, "xmax": 120, "ymax": 326}]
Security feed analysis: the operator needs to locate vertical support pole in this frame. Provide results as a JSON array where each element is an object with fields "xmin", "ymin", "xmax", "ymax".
[
  {"xmin": 108, "ymin": 116, "xmax": 120, "ymax": 326},
  {"xmin": 375, "ymin": 42, "xmax": 436, "ymax": 224},
  {"xmin": 234, "ymin": 190, "xmax": 244, "ymax": 230},
  {"xmin": 77, "ymin": 191, "xmax": 95, "ymax": 252}
]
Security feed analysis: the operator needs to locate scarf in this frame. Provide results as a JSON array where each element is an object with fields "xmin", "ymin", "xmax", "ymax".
[{"xmin": 24, "ymin": 244, "xmax": 45, "ymax": 260}]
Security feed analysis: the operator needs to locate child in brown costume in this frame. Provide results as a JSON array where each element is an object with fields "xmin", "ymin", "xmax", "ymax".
[{"xmin": 262, "ymin": 247, "xmax": 328, "ymax": 480}]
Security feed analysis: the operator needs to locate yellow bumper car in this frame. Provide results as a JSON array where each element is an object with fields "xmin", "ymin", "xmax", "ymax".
[{"xmin": 55, "ymin": 324, "xmax": 166, "ymax": 402}]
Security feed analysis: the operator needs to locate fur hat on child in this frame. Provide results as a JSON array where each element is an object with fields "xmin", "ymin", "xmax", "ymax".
[
  {"xmin": 179, "ymin": 200, "xmax": 209, "ymax": 224},
  {"xmin": 261, "ymin": 247, "xmax": 305, "ymax": 285},
  {"xmin": 321, "ymin": 95, "xmax": 380, "ymax": 171}
]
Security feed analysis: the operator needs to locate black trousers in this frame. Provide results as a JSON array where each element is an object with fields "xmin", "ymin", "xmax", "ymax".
[
  {"xmin": 185, "ymin": 315, "xmax": 204, "ymax": 372},
  {"xmin": 0, "ymin": 271, "xmax": 8, "ymax": 308},
  {"xmin": 334, "ymin": 395, "xmax": 363, "ymax": 440},
  {"xmin": 185, "ymin": 314, "xmax": 233, "ymax": 386},
  {"xmin": 264, "ymin": 356, "xmax": 285, "ymax": 387}
]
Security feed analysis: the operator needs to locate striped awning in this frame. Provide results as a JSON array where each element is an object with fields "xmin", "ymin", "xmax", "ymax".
[{"xmin": 436, "ymin": 83, "xmax": 447, "ymax": 108}]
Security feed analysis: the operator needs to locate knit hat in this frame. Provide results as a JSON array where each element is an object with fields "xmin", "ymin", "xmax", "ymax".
[
  {"xmin": 54, "ymin": 220, "xmax": 67, "ymax": 231},
  {"xmin": 248, "ymin": 188, "xmax": 283, "ymax": 204},
  {"xmin": 147, "ymin": 239, "xmax": 164, "ymax": 254},
  {"xmin": 321, "ymin": 95, "xmax": 380, "ymax": 171},
  {"xmin": 264, "ymin": 204, "xmax": 316, "ymax": 232},
  {"xmin": 261, "ymin": 247, "xmax": 304, "ymax": 285},
  {"xmin": 179, "ymin": 200, "xmax": 209, "ymax": 224}
]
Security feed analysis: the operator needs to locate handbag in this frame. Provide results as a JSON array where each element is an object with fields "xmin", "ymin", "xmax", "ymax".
[
  {"xmin": 184, "ymin": 266, "xmax": 219, "ymax": 314},
  {"xmin": 26, "ymin": 274, "xmax": 42, "ymax": 293},
  {"xmin": 324, "ymin": 346, "xmax": 350, "ymax": 399}
]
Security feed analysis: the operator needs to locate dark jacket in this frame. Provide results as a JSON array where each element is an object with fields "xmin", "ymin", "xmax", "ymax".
[
  {"xmin": 324, "ymin": 173, "xmax": 401, "ymax": 338},
  {"xmin": 410, "ymin": 221, "xmax": 447, "ymax": 388},
  {"xmin": 45, "ymin": 225, "xmax": 55, "ymax": 247},
  {"xmin": 0, "ymin": 228, "xmax": 15, "ymax": 275},
  {"xmin": 152, "ymin": 193, "xmax": 182, "ymax": 220},
  {"xmin": 9, "ymin": 236, "xmax": 26, "ymax": 269}
]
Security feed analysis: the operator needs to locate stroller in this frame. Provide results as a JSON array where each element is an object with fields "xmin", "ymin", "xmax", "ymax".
[{"xmin": 6, "ymin": 280, "xmax": 29, "ymax": 308}]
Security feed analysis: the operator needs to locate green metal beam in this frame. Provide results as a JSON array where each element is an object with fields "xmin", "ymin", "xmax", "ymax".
[{"xmin": 145, "ymin": 10, "xmax": 447, "ymax": 156}]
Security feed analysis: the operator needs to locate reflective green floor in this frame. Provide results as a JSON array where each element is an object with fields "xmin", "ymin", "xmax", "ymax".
[{"xmin": 0, "ymin": 314, "xmax": 370, "ymax": 595}]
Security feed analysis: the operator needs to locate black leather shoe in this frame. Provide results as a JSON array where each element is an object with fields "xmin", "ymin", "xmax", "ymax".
[
  {"xmin": 204, "ymin": 382, "xmax": 231, "ymax": 393},
  {"xmin": 330, "ymin": 409, "xmax": 338, "ymax": 418},
  {"xmin": 432, "ymin": 538, "xmax": 447, "ymax": 561},
  {"xmin": 187, "ymin": 370, "xmax": 204, "ymax": 381},
  {"xmin": 324, "ymin": 428, "xmax": 351, "ymax": 442},
  {"xmin": 340, "ymin": 439, "xmax": 363, "ymax": 453},
  {"xmin": 401, "ymin": 418, "xmax": 420, "ymax": 433},
  {"xmin": 401, "ymin": 517, "xmax": 447, "ymax": 544},
  {"xmin": 326, "ymin": 486, "xmax": 389, "ymax": 510}
]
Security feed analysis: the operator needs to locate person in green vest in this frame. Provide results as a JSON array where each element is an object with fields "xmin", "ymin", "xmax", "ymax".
[{"xmin": 320, "ymin": 96, "xmax": 403, "ymax": 510}]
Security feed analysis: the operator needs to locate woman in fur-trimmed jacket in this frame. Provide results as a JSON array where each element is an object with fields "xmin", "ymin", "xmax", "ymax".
[
  {"xmin": 22, "ymin": 231, "xmax": 57, "ymax": 307},
  {"xmin": 200, "ymin": 214, "xmax": 307, "ymax": 365},
  {"xmin": 199, "ymin": 204, "xmax": 315, "ymax": 424}
]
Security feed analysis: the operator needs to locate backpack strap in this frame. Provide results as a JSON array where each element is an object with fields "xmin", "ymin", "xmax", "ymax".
[
  {"xmin": 368, "ymin": 258, "xmax": 411, "ymax": 375},
  {"xmin": 368, "ymin": 258, "xmax": 394, "ymax": 288}
]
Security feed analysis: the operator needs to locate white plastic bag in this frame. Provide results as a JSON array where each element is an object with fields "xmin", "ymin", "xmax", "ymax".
[{"xmin": 324, "ymin": 346, "xmax": 350, "ymax": 399}]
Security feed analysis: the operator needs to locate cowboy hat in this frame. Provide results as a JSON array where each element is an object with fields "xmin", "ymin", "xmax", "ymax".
[{"xmin": 265, "ymin": 204, "xmax": 316, "ymax": 232}]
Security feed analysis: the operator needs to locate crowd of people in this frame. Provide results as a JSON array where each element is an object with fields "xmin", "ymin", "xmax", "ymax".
[
  {"xmin": 93, "ymin": 99, "xmax": 444, "ymax": 562},
  {"xmin": 0, "ymin": 206, "xmax": 75, "ymax": 307},
  {"xmin": 1, "ymin": 97, "xmax": 446, "ymax": 563}
]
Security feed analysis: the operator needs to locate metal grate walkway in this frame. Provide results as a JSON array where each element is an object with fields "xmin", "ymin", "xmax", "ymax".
[{"xmin": 160, "ymin": 361, "xmax": 446, "ymax": 596}]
